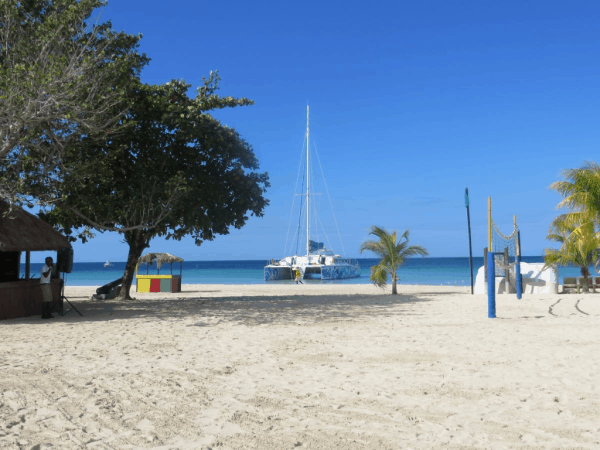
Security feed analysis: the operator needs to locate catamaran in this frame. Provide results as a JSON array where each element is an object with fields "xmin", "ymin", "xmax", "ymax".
[{"xmin": 264, "ymin": 106, "xmax": 360, "ymax": 282}]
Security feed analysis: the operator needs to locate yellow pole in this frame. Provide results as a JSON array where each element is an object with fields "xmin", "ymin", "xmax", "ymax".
[{"xmin": 488, "ymin": 197, "xmax": 492, "ymax": 251}]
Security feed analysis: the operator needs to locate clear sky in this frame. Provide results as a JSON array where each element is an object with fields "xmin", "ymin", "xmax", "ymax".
[{"xmin": 43, "ymin": 0, "xmax": 600, "ymax": 263}]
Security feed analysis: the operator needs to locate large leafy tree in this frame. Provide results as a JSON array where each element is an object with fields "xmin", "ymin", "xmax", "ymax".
[
  {"xmin": 0, "ymin": 0, "xmax": 148, "ymax": 218},
  {"xmin": 544, "ymin": 215, "xmax": 600, "ymax": 292},
  {"xmin": 41, "ymin": 74, "xmax": 269, "ymax": 299},
  {"xmin": 360, "ymin": 226, "xmax": 428, "ymax": 295}
]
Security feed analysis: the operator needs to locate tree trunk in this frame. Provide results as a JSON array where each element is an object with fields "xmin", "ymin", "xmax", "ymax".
[
  {"xmin": 118, "ymin": 230, "xmax": 150, "ymax": 300},
  {"xmin": 391, "ymin": 271, "xmax": 397, "ymax": 295},
  {"xmin": 581, "ymin": 266, "xmax": 591, "ymax": 293}
]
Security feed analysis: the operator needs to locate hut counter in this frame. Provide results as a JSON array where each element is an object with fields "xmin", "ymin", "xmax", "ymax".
[
  {"xmin": 136, "ymin": 274, "xmax": 181, "ymax": 293},
  {"xmin": 0, "ymin": 279, "xmax": 62, "ymax": 320},
  {"xmin": 135, "ymin": 252, "xmax": 183, "ymax": 293}
]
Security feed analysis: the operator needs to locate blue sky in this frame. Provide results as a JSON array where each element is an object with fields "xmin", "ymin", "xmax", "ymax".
[{"xmin": 41, "ymin": 0, "xmax": 600, "ymax": 263}]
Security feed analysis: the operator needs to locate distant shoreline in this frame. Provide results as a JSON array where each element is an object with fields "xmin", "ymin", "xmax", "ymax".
[
  {"xmin": 25, "ymin": 257, "xmax": 587, "ymax": 287},
  {"xmin": 38, "ymin": 256, "xmax": 549, "ymax": 264}
]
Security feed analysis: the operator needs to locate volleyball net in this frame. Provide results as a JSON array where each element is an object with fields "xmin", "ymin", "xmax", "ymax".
[
  {"xmin": 487, "ymin": 198, "xmax": 521, "ymax": 278},
  {"xmin": 486, "ymin": 197, "xmax": 523, "ymax": 315},
  {"xmin": 491, "ymin": 221, "xmax": 519, "ymax": 276},
  {"xmin": 486, "ymin": 198, "xmax": 521, "ymax": 277}
]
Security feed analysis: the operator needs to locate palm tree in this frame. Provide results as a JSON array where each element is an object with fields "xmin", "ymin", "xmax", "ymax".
[
  {"xmin": 360, "ymin": 226, "xmax": 428, "ymax": 295},
  {"xmin": 549, "ymin": 162, "xmax": 600, "ymax": 289},
  {"xmin": 544, "ymin": 215, "xmax": 600, "ymax": 292},
  {"xmin": 550, "ymin": 161, "xmax": 600, "ymax": 233}
]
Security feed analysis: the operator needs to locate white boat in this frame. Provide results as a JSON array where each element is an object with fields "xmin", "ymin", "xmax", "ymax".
[
  {"xmin": 264, "ymin": 106, "xmax": 360, "ymax": 282},
  {"xmin": 104, "ymin": 261, "xmax": 114, "ymax": 267}
]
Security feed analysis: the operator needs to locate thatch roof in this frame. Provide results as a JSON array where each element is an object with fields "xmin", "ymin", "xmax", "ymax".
[
  {"xmin": 0, "ymin": 200, "xmax": 69, "ymax": 252},
  {"xmin": 138, "ymin": 252, "xmax": 184, "ymax": 269}
]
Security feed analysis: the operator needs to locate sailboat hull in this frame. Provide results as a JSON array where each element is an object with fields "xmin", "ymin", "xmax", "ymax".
[
  {"xmin": 321, "ymin": 265, "xmax": 361, "ymax": 279},
  {"xmin": 264, "ymin": 266, "xmax": 294, "ymax": 281},
  {"xmin": 264, "ymin": 261, "xmax": 360, "ymax": 281}
]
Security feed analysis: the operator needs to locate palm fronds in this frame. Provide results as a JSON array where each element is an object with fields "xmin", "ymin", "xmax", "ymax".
[
  {"xmin": 369, "ymin": 263, "xmax": 389, "ymax": 288},
  {"xmin": 360, "ymin": 225, "xmax": 428, "ymax": 294},
  {"xmin": 546, "ymin": 166, "xmax": 600, "ymax": 290},
  {"xmin": 551, "ymin": 161, "xmax": 600, "ymax": 230}
]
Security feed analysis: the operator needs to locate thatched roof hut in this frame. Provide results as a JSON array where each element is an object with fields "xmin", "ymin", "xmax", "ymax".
[
  {"xmin": 138, "ymin": 252, "xmax": 184, "ymax": 270},
  {"xmin": 136, "ymin": 252, "xmax": 184, "ymax": 294},
  {"xmin": 0, "ymin": 200, "xmax": 69, "ymax": 251},
  {"xmin": 0, "ymin": 200, "xmax": 71, "ymax": 320}
]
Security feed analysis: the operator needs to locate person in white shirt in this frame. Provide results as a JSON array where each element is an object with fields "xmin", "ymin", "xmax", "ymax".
[{"xmin": 40, "ymin": 257, "xmax": 54, "ymax": 319}]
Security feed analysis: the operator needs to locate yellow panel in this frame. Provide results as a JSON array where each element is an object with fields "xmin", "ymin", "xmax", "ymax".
[
  {"xmin": 136, "ymin": 275, "xmax": 173, "ymax": 279},
  {"xmin": 137, "ymin": 278, "xmax": 151, "ymax": 293}
]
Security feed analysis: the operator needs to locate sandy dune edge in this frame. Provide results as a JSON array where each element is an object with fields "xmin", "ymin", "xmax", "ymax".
[{"xmin": 1, "ymin": 284, "xmax": 599, "ymax": 449}]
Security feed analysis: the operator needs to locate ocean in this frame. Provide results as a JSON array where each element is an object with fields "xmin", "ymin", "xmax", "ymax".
[{"xmin": 20, "ymin": 257, "xmax": 587, "ymax": 288}]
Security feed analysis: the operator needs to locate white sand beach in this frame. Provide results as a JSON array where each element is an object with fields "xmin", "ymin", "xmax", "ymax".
[{"xmin": 1, "ymin": 284, "xmax": 600, "ymax": 449}]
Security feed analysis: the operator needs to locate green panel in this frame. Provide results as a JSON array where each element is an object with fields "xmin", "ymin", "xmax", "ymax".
[{"xmin": 160, "ymin": 278, "xmax": 172, "ymax": 292}]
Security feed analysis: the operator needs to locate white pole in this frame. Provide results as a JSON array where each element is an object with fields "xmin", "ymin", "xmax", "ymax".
[{"xmin": 306, "ymin": 105, "xmax": 310, "ymax": 257}]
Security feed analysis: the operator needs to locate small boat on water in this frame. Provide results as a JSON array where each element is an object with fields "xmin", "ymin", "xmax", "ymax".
[
  {"xmin": 104, "ymin": 260, "xmax": 114, "ymax": 268},
  {"xmin": 264, "ymin": 106, "xmax": 360, "ymax": 282}
]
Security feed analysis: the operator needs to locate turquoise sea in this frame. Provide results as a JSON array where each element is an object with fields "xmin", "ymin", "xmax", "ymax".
[{"xmin": 20, "ymin": 257, "xmax": 588, "ymax": 287}]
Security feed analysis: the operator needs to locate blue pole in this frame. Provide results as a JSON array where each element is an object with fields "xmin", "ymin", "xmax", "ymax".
[
  {"xmin": 487, "ymin": 252, "xmax": 496, "ymax": 318},
  {"xmin": 465, "ymin": 188, "xmax": 474, "ymax": 294}
]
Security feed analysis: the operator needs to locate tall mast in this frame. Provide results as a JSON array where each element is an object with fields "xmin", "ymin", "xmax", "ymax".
[{"xmin": 306, "ymin": 105, "xmax": 310, "ymax": 257}]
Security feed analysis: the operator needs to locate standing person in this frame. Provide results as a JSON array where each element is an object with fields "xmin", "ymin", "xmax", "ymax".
[
  {"xmin": 40, "ymin": 256, "xmax": 54, "ymax": 319},
  {"xmin": 295, "ymin": 268, "xmax": 303, "ymax": 284}
]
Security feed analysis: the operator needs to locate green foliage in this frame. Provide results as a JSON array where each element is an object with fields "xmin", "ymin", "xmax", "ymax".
[
  {"xmin": 1, "ymin": 1, "xmax": 269, "ymax": 300},
  {"xmin": 547, "ymin": 162, "xmax": 600, "ymax": 289},
  {"xmin": 550, "ymin": 161, "xmax": 600, "ymax": 231},
  {"xmin": 40, "ymin": 74, "xmax": 269, "ymax": 298},
  {"xmin": 0, "ymin": 0, "xmax": 148, "ymax": 206},
  {"xmin": 544, "ymin": 215, "xmax": 599, "ymax": 289},
  {"xmin": 360, "ymin": 226, "xmax": 428, "ymax": 295}
]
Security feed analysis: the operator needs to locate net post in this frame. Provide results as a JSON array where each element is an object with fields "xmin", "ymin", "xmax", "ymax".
[
  {"xmin": 487, "ymin": 251, "xmax": 496, "ymax": 318},
  {"xmin": 484, "ymin": 247, "xmax": 488, "ymax": 284},
  {"xmin": 465, "ymin": 188, "xmax": 474, "ymax": 295},
  {"xmin": 516, "ymin": 230, "xmax": 522, "ymax": 299},
  {"xmin": 488, "ymin": 197, "xmax": 492, "ymax": 251}
]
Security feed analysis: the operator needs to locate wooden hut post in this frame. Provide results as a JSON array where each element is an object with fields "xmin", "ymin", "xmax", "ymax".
[{"xmin": 25, "ymin": 251, "xmax": 30, "ymax": 279}]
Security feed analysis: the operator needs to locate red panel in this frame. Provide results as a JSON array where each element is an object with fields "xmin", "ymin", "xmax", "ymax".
[{"xmin": 150, "ymin": 278, "xmax": 161, "ymax": 292}]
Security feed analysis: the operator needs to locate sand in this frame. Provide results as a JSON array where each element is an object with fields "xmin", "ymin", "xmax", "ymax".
[{"xmin": 1, "ymin": 283, "xmax": 600, "ymax": 449}]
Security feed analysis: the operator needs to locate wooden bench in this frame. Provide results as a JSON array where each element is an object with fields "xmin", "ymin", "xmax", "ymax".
[
  {"xmin": 562, "ymin": 277, "xmax": 578, "ymax": 293},
  {"xmin": 562, "ymin": 276, "xmax": 600, "ymax": 293}
]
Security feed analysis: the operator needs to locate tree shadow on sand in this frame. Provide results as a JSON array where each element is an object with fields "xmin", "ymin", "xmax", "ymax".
[{"xmin": 6, "ymin": 293, "xmax": 434, "ymax": 326}]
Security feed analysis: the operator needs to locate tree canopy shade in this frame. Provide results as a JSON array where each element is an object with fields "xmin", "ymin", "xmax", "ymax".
[
  {"xmin": 40, "ymin": 75, "xmax": 269, "ymax": 299},
  {"xmin": 359, "ymin": 226, "xmax": 428, "ymax": 295},
  {"xmin": 0, "ymin": 0, "xmax": 148, "ymax": 213}
]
